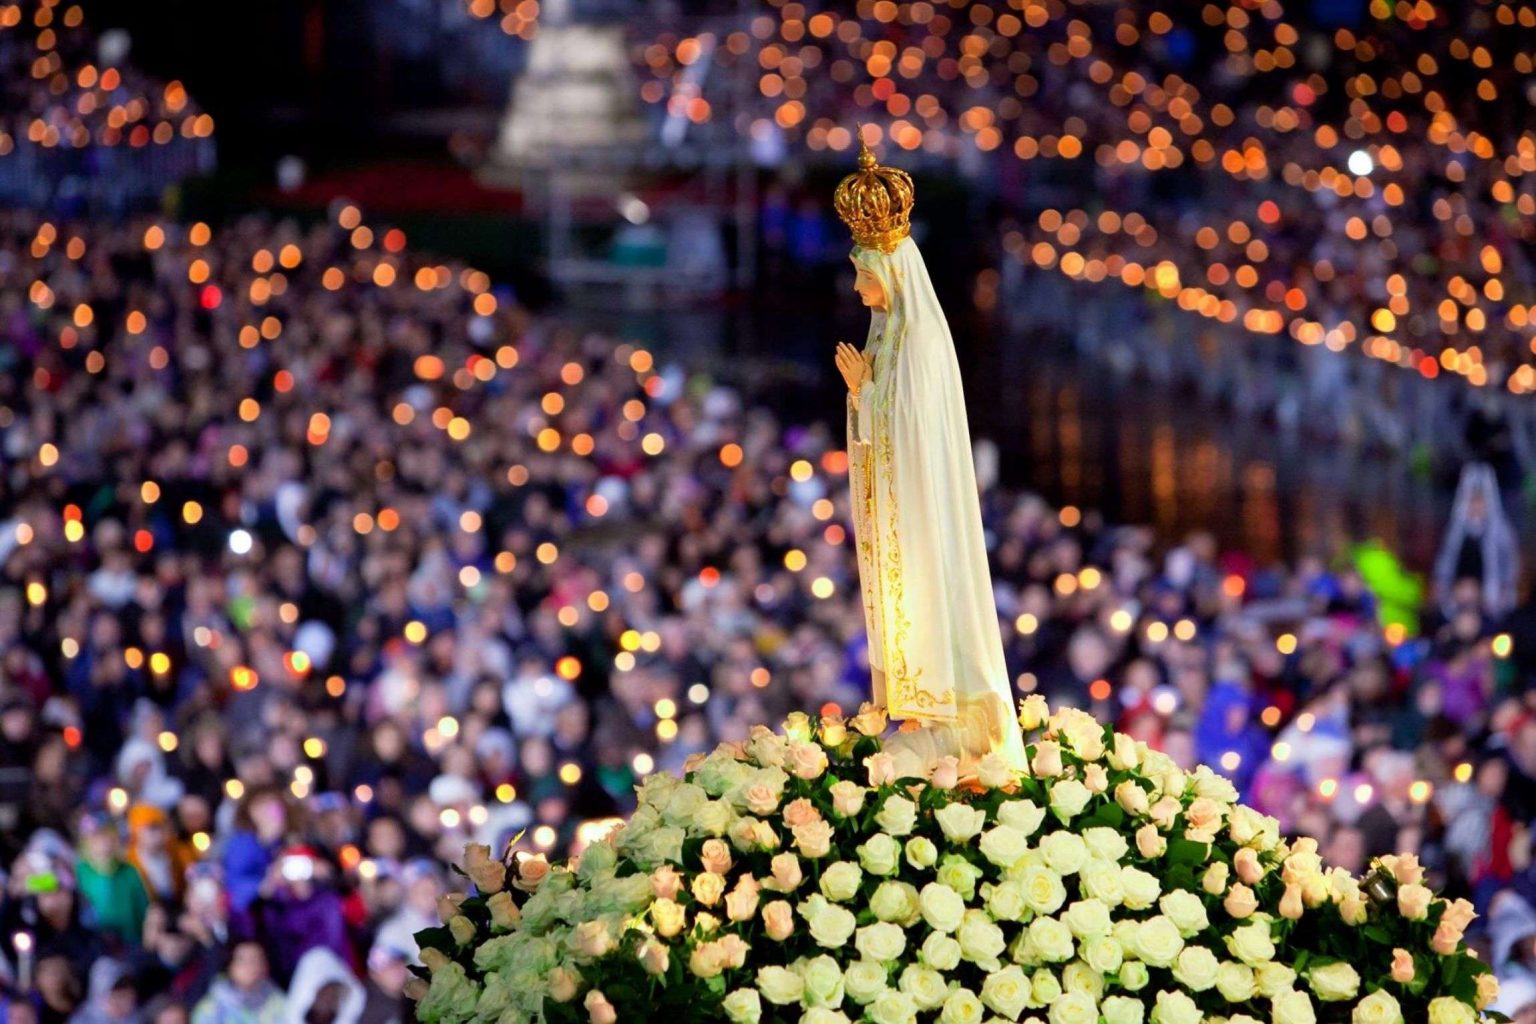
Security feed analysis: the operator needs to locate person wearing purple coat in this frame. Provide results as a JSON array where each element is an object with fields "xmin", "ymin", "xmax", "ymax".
[{"xmin": 241, "ymin": 850, "xmax": 355, "ymax": 988}]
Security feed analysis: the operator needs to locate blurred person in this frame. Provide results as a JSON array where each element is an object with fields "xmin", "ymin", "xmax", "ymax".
[
  {"xmin": 244, "ymin": 850, "xmax": 354, "ymax": 986},
  {"xmin": 282, "ymin": 949, "xmax": 361, "ymax": 1024},
  {"xmin": 33, "ymin": 957, "xmax": 82, "ymax": 1024},
  {"xmin": 1435, "ymin": 463, "xmax": 1519, "ymax": 620},
  {"xmin": 190, "ymin": 944, "xmax": 283, "ymax": 1024},
  {"xmin": 358, "ymin": 947, "xmax": 407, "ymax": 1024},
  {"xmin": 125, "ymin": 807, "xmax": 196, "ymax": 904},
  {"xmin": 67, "ymin": 959, "xmax": 142, "ymax": 1024},
  {"xmin": 74, "ymin": 816, "xmax": 149, "ymax": 950},
  {"xmin": 222, "ymin": 790, "xmax": 293, "ymax": 916}
]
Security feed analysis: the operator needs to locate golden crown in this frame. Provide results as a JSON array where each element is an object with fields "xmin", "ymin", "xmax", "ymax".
[{"xmin": 833, "ymin": 126, "xmax": 914, "ymax": 253}]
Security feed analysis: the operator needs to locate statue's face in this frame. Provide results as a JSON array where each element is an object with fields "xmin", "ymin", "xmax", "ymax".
[{"xmin": 850, "ymin": 257, "xmax": 888, "ymax": 311}]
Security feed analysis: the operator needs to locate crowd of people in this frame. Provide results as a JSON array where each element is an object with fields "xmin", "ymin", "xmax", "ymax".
[
  {"xmin": 1, "ymin": 199, "xmax": 1535, "ymax": 1020},
  {"xmin": 0, "ymin": 0, "xmax": 215, "ymax": 212}
]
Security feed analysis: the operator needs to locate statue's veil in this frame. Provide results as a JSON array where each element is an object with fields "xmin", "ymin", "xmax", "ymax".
[{"xmin": 851, "ymin": 235, "xmax": 1029, "ymax": 773}]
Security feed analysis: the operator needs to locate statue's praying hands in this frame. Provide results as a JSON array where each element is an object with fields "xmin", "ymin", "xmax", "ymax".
[{"xmin": 834, "ymin": 341, "xmax": 872, "ymax": 398}]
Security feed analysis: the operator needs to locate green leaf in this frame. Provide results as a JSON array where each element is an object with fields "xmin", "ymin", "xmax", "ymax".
[{"xmin": 1167, "ymin": 838, "xmax": 1210, "ymax": 866}]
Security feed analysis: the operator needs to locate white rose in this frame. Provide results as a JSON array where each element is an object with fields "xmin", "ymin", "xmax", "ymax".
[
  {"xmin": 1061, "ymin": 961, "xmax": 1103, "ymax": 1000},
  {"xmin": 941, "ymin": 987, "xmax": 987, "ymax": 1024},
  {"xmin": 856, "ymin": 922, "xmax": 908, "ymax": 963},
  {"xmin": 1306, "ymin": 962, "xmax": 1360, "ymax": 1002},
  {"xmin": 1064, "ymin": 899, "xmax": 1112, "ymax": 939},
  {"xmin": 1352, "ymin": 990, "xmax": 1404, "ymax": 1024},
  {"xmin": 1082, "ymin": 827, "xmax": 1128, "ymax": 863},
  {"xmin": 1192, "ymin": 765, "xmax": 1239, "ymax": 803},
  {"xmin": 1081, "ymin": 936, "xmax": 1124, "ymax": 975},
  {"xmin": 875, "ymin": 795, "xmax": 918, "ymax": 836},
  {"xmin": 1108, "ymin": 733, "xmax": 1141, "ymax": 771},
  {"xmin": 899, "ymin": 965, "xmax": 950, "ymax": 1011},
  {"xmin": 936, "ymin": 802, "xmax": 988, "ymax": 843},
  {"xmin": 1214, "ymin": 961, "xmax": 1255, "ymax": 1002},
  {"xmin": 844, "ymin": 960, "xmax": 889, "ymax": 1005},
  {"xmin": 922, "ymin": 932, "xmax": 963, "ymax": 971},
  {"xmin": 980, "ymin": 826, "xmax": 1032, "ymax": 869},
  {"xmin": 998, "ymin": 799, "xmax": 1047, "ymax": 836},
  {"xmin": 1049, "ymin": 991, "xmax": 1098, "ymax": 1024},
  {"xmin": 870, "ymin": 881, "xmax": 921, "ymax": 924},
  {"xmin": 1255, "ymin": 963, "xmax": 1297, "ymax": 998},
  {"xmin": 981, "ymin": 966, "xmax": 1032, "ymax": 1021},
  {"xmin": 1271, "ymin": 989, "xmax": 1317, "ymax": 1024},
  {"xmin": 1039, "ymin": 832, "xmax": 1089, "ymax": 875},
  {"xmin": 905, "ymin": 836, "xmax": 939, "ymax": 869},
  {"xmin": 1054, "ymin": 708, "xmax": 1107, "ymax": 760},
  {"xmin": 1117, "ymin": 962, "xmax": 1149, "ymax": 992},
  {"xmin": 858, "ymin": 834, "xmax": 903, "ymax": 877},
  {"xmin": 802, "ymin": 896, "xmax": 857, "ymax": 948},
  {"xmin": 692, "ymin": 798, "xmax": 735, "ymax": 837},
  {"xmin": 868, "ymin": 990, "xmax": 919, "ymax": 1024},
  {"xmin": 920, "ymin": 882, "xmax": 967, "ymax": 933},
  {"xmin": 1078, "ymin": 859, "xmax": 1124, "ymax": 907},
  {"xmin": 1134, "ymin": 916, "xmax": 1184, "ymax": 967},
  {"xmin": 1101, "ymin": 995, "xmax": 1145, "ymax": 1024},
  {"xmin": 799, "ymin": 1010, "xmax": 849, "ymax": 1024},
  {"xmin": 1025, "ymin": 916, "xmax": 1076, "ymax": 963},
  {"xmin": 722, "ymin": 988, "xmax": 763, "ymax": 1024},
  {"xmin": 1171, "ymin": 945, "xmax": 1219, "ymax": 991},
  {"xmin": 800, "ymin": 955, "xmax": 846, "ymax": 1009},
  {"xmin": 1225, "ymin": 921, "xmax": 1276, "ymax": 966},
  {"xmin": 756, "ymin": 965, "xmax": 805, "ymax": 1006},
  {"xmin": 819, "ymin": 861, "xmax": 863, "ymax": 902},
  {"xmin": 1019, "ymin": 865, "xmax": 1069, "ymax": 915},
  {"xmin": 1120, "ymin": 866, "xmax": 1161, "ymax": 910},
  {"xmin": 1426, "ymin": 998, "xmax": 1475, "ymax": 1024},
  {"xmin": 987, "ymin": 879, "xmax": 1029, "ymax": 922},
  {"xmin": 1158, "ymin": 890, "xmax": 1210, "ymax": 937},
  {"xmin": 1150, "ymin": 989, "xmax": 1202, "ymax": 1024},
  {"xmin": 958, "ymin": 910, "xmax": 1007, "ymax": 970},
  {"xmin": 1049, "ymin": 780, "xmax": 1093, "ymax": 823},
  {"xmin": 1030, "ymin": 967, "xmax": 1062, "ymax": 1005}
]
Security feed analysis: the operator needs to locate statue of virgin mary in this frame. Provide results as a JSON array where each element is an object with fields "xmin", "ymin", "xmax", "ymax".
[{"xmin": 832, "ymin": 130, "xmax": 1028, "ymax": 773}]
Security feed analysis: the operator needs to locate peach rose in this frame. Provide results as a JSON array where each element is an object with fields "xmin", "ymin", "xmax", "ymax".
[
  {"xmin": 788, "ymin": 741, "xmax": 829, "ymax": 780},
  {"xmin": 1279, "ymin": 883, "xmax": 1304, "ymax": 920},
  {"xmin": 850, "ymin": 702, "xmax": 888, "ymax": 737},
  {"xmin": 830, "ymin": 780, "xmax": 867, "ymax": 818},
  {"xmin": 767, "ymin": 852, "xmax": 803, "ymax": 891},
  {"xmin": 1149, "ymin": 796, "xmax": 1182, "ymax": 830},
  {"xmin": 820, "ymin": 714, "xmax": 848, "ymax": 747},
  {"xmin": 1431, "ymin": 921, "xmax": 1463, "ymax": 955},
  {"xmin": 700, "ymin": 838, "xmax": 734, "ymax": 875},
  {"xmin": 725, "ymin": 875, "xmax": 762, "ymax": 922},
  {"xmin": 865, "ymin": 751, "xmax": 897, "ymax": 787},
  {"xmin": 716, "ymin": 933, "xmax": 750, "ymax": 969},
  {"xmin": 762, "ymin": 899, "xmax": 795, "ymax": 941},
  {"xmin": 1390, "ymin": 948, "xmax": 1415, "ymax": 984},
  {"xmin": 572, "ymin": 920, "xmax": 614, "ymax": 959},
  {"xmin": 782, "ymin": 797, "xmax": 823, "ymax": 829},
  {"xmin": 1224, "ymin": 883, "xmax": 1258, "ymax": 919},
  {"xmin": 930, "ymin": 756, "xmax": 960, "ymax": 790},
  {"xmin": 548, "ymin": 967, "xmax": 580, "ymax": 1002},
  {"xmin": 515, "ymin": 854, "xmax": 551, "ymax": 892},
  {"xmin": 1441, "ymin": 898, "xmax": 1477, "ymax": 932},
  {"xmin": 1031, "ymin": 740, "xmax": 1063, "ymax": 778},
  {"xmin": 793, "ymin": 819, "xmax": 835, "ymax": 859},
  {"xmin": 1392, "ymin": 853, "xmax": 1425, "ymax": 886},
  {"xmin": 650, "ymin": 865, "xmax": 684, "ymax": 901},
  {"xmin": 584, "ymin": 990, "xmax": 617, "ymax": 1024},
  {"xmin": 1136, "ymin": 823, "xmax": 1166, "ymax": 858},
  {"xmin": 1186, "ymin": 798, "xmax": 1223, "ymax": 833},
  {"xmin": 682, "ymin": 752, "xmax": 708, "ymax": 774},
  {"xmin": 638, "ymin": 938, "xmax": 670, "ymax": 976},
  {"xmin": 1398, "ymin": 883, "xmax": 1433, "ymax": 921},
  {"xmin": 1082, "ymin": 763, "xmax": 1109, "ymax": 794},
  {"xmin": 462, "ymin": 844, "xmax": 507, "ymax": 893},
  {"xmin": 1233, "ymin": 847, "xmax": 1264, "ymax": 885},
  {"xmin": 744, "ymin": 783, "xmax": 781, "ymax": 816}
]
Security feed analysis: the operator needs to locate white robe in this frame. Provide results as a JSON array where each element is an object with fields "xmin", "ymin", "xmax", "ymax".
[{"xmin": 846, "ymin": 236, "xmax": 1028, "ymax": 771}]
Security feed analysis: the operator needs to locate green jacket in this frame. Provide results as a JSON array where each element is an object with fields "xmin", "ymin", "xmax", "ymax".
[{"xmin": 75, "ymin": 856, "xmax": 149, "ymax": 945}]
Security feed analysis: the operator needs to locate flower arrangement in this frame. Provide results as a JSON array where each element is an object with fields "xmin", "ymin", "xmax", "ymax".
[{"xmin": 410, "ymin": 698, "xmax": 1500, "ymax": 1024}]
